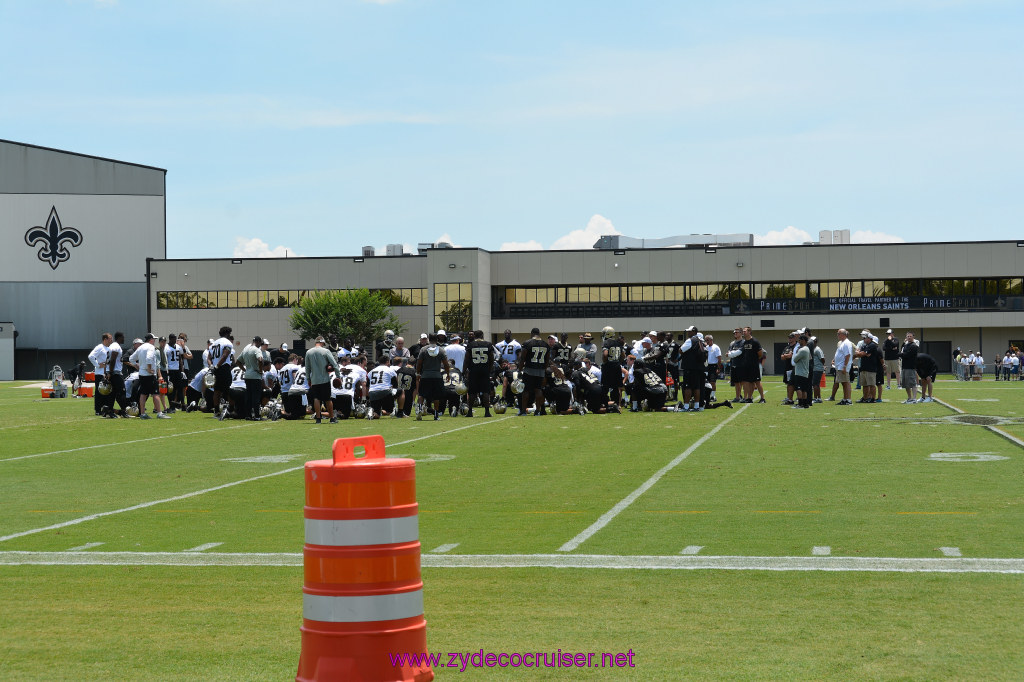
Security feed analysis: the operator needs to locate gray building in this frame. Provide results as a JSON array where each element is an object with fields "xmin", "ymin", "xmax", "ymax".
[
  {"xmin": 149, "ymin": 240, "xmax": 1024, "ymax": 375},
  {"xmin": 0, "ymin": 140, "xmax": 166, "ymax": 378}
]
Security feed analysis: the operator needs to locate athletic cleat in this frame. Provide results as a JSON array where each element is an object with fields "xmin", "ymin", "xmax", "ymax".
[
  {"xmin": 157, "ymin": 412, "xmax": 171, "ymax": 419},
  {"xmin": 812, "ymin": 398, "xmax": 823, "ymax": 404},
  {"xmin": 434, "ymin": 412, "xmax": 440, "ymax": 421},
  {"xmin": 723, "ymin": 400, "xmax": 733, "ymax": 409},
  {"xmin": 838, "ymin": 399, "xmax": 852, "ymax": 405},
  {"xmin": 139, "ymin": 413, "xmax": 151, "ymax": 419},
  {"xmin": 329, "ymin": 417, "xmax": 338, "ymax": 424},
  {"xmin": 757, "ymin": 398, "xmax": 766, "ymax": 404},
  {"xmin": 315, "ymin": 417, "xmax": 322, "ymax": 424}
]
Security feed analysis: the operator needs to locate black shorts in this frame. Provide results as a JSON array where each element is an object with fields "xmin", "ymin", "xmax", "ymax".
[
  {"xmin": 368, "ymin": 391, "xmax": 395, "ymax": 413},
  {"xmin": 213, "ymin": 364, "xmax": 232, "ymax": 392},
  {"xmin": 309, "ymin": 382, "xmax": 331, "ymax": 403},
  {"xmin": 138, "ymin": 375, "xmax": 158, "ymax": 395},
  {"xmin": 419, "ymin": 377, "xmax": 444, "ymax": 402},
  {"xmin": 550, "ymin": 388, "xmax": 571, "ymax": 412},
  {"xmin": 682, "ymin": 369, "xmax": 704, "ymax": 391},
  {"xmin": 735, "ymin": 366, "xmax": 758, "ymax": 383},
  {"xmin": 601, "ymin": 366, "xmax": 623, "ymax": 388},
  {"xmin": 644, "ymin": 388, "xmax": 667, "ymax": 410},
  {"xmin": 466, "ymin": 371, "xmax": 492, "ymax": 394},
  {"xmin": 917, "ymin": 367, "xmax": 937, "ymax": 383},
  {"xmin": 523, "ymin": 373, "xmax": 544, "ymax": 393}
]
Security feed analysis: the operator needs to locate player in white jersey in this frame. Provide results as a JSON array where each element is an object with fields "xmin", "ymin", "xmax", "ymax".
[
  {"xmin": 186, "ymin": 367, "xmax": 210, "ymax": 412},
  {"xmin": 218, "ymin": 365, "xmax": 247, "ymax": 420},
  {"xmin": 208, "ymin": 326, "xmax": 235, "ymax": 412},
  {"xmin": 279, "ymin": 354, "xmax": 306, "ymax": 419},
  {"xmin": 334, "ymin": 356, "xmax": 367, "ymax": 419},
  {"xmin": 164, "ymin": 333, "xmax": 187, "ymax": 410},
  {"xmin": 495, "ymin": 329, "xmax": 522, "ymax": 366},
  {"xmin": 366, "ymin": 357, "xmax": 399, "ymax": 418},
  {"xmin": 88, "ymin": 333, "xmax": 111, "ymax": 416}
]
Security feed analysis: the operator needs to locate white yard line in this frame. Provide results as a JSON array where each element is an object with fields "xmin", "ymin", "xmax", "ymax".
[
  {"xmin": 0, "ymin": 423, "xmax": 254, "ymax": 463},
  {"xmin": 933, "ymin": 397, "xmax": 1024, "ymax": 450},
  {"xmin": 183, "ymin": 542, "xmax": 223, "ymax": 552},
  {"xmin": 430, "ymin": 543, "xmax": 459, "ymax": 553},
  {"xmin": 0, "ymin": 416, "xmax": 511, "ymax": 544},
  {"xmin": 1, "ymin": 551, "xmax": 1022, "ymax": 574},
  {"xmin": 67, "ymin": 542, "xmax": 104, "ymax": 551},
  {"xmin": 558, "ymin": 404, "xmax": 750, "ymax": 552}
]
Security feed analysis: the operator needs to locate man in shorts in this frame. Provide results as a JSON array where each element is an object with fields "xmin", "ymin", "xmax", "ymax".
[
  {"xmin": 415, "ymin": 332, "xmax": 452, "ymax": 421},
  {"xmin": 899, "ymin": 333, "xmax": 920, "ymax": 403},
  {"xmin": 304, "ymin": 336, "xmax": 341, "ymax": 424},
  {"xmin": 829, "ymin": 328, "xmax": 854, "ymax": 405},
  {"xmin": 916, "ymin": 352, "xmax": 938, "ymax": 402}
]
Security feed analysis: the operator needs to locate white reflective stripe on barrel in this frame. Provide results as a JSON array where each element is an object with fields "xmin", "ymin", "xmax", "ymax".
[
  {"xmin": 304, "ymin": 589, "xmax": 424, "ymax": 622},
  {"xmin": 304, "ymin": 515, "xmax": 418, "ymax": 546}
]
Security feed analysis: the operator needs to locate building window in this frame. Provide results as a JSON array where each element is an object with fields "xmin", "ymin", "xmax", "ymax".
[{"xmin": 434, "ymin": 282, "xmax": 472, "ymax": 331}]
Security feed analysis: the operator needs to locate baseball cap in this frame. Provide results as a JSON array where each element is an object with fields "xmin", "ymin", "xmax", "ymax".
[
  {"xmin": 419, "ymin": 333, "xmax": 428, "ymax": 339},
  {"xmin": 641, "ymin": 337, "xmax": 652, "ymax": 345},
  {"xmin": 144, "ymin": 333, "xmax": 155, "ymax": 341},
  {"xmin": 437, "ymin": 329, "xmax": 447, "ymax": 337},
  {"xmin": 133, "ymin": 338, "xmax": 143, "ymax": 345},
  {"xmin": 548, "ymin": 334, "xmax": 558, "ymax": 340},
  {"xmin": 649, "ymin": 330, "xmax": 657, "ymax": 336},
  {"xmin": 886, "ymin": 329, "xmax": 893, "ymax": 334},
  {"xmin": 685, "ymin": 325, "xmax": 697, "ymax": 332},
  {"xmin": 281, "ymin": 343, "xmax": 288, "ymax": 351},
  {"xmin": 451, "ymin": 334, "xmax": 461, "ymax": 341},
  {"xmin": 583, "ymin": 333, "xmax": 592, "ymax": 339}
]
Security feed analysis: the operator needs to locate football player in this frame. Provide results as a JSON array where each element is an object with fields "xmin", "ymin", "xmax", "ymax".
[
  {"xmin": 334, "ymin": 355, "xmax": 367, "ymax": 419},
  {"xmin": 414, "ymin": 332, "xmax": 452, "ymax": 421},
  {"xmin": 495, "ymin": 329, "xmax": 521, "ymax": 366},
  {"xmin": 571, "ymin": 360, "xmax": 606, "ymax": 413},
  {"xmin": 375, "ymin": 329, "xmax": 396, "ymax": 364},
  {"xmin": 208, "ymin": 327, "xmax": 235, "ymax": 414},
  {"xmin": 678, "ymin": 326, "xmax": 707, "ymax": 412},
  {"xmin": 600, "ymin": 326, "xmax": 623, "ymax": 413},
  {"xmin": 632, "ymin": 358, "xmax": 670, "ymax": 411},
  {"xmin": 546, "ymin": 366, "xmax": 576, "ymax": 414},
  {"xmin": 280, "ymin": 353, "xmax": 307, "ymax": 420},
  {"xmin": 88, "ymin": 333, "xmax": 111, "ymax": 416},
  {"xmin": 519, "ymin": 327, "xmax": 551, "ymax": 416},
  {"xmin": 395, "ymin": 357, "xmax": 417, "ymax": 416},
  {"xmin": 465, "ymin": 330, "xmax": 495, "ymax": 417},
  {"xmin": 367, "ymin": 356, "xmax": 400, "ymax": 418}
]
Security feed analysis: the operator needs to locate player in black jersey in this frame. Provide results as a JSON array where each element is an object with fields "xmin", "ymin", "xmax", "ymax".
[
  {"xmin": 600, "ymin": 326, "xmax": 624, "ymax": 413},
  {"xmin": 395, "ymin": 358, "xmax": 417, "ymax": 416},
  {"xmin": 465, "ymin": 330, "xmax": 495, "ymax": 417},
  {"xmin": 632, "ymin": 359, "xmax": 670, "ymax": 411},
  {"xmin": 519, "ymin": 328, "xmax": 552, "ymax": 415},
  {"xmin": 571, "ymin": 360, "xmax": 606, "ymax": 413}
]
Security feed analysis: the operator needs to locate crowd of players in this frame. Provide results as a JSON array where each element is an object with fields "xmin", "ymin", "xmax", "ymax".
[{"xmin": 82, "ymin": 323, "xmax": 948, "ymax": 422}]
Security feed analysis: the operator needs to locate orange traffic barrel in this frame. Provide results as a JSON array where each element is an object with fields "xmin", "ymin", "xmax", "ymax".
[{"xmin": 297, "ymin": 435, "xmax": 434, "ymax": 682}]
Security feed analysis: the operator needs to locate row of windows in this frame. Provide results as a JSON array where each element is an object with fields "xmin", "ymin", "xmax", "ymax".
[
  {"xmin": 433, "ymin": 282, "xmax": 473, "ymax": 331},
  {"xmin": 500, "ymin": 279, "xmax": 1024, "ymax": 304},
  {"xmin": 156, "ymin": 288, "xmax": 428, "ymax": 309}
]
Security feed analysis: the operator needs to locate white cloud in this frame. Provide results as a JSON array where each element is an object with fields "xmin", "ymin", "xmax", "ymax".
[
  {"xmin": 550, "ymin": 214, "xmax": 621, "ymax": 250},
  {"xmin": 755, "ymin": 226, "xmax": 905, "ymax": 245},
  {"xmin": 233, "ymin": 237, "xmax": 300, "ymax": 258},
  {"xmin": 851, "ymin": 230, "xmax": 906, "ymax": 244},
  {"xmin": 499, "ymin": 240, "xmax": 544, "ymax": 251},
  {"xmin": 754, "ymin": 226, "xmax": 815, "ymax": 246},
  {"xmin": 434, "ymin": 233, "xmax": 461, "ymax": 248}
]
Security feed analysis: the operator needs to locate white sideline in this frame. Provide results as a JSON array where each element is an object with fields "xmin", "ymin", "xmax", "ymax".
[
  {"xmin": 1, "ymin": 551, "xmax": 1022, "ymax": 574},
  {"xmin": 0, "ymin": 416, "xmax": 511, "ymax": 544},
  {"xmin": 558, "ymin": 404, "xmax": 750, "ymax": 552},
  {"xmin": 0, "ymin": 423, "xmax": 254, "ymax": 463}
]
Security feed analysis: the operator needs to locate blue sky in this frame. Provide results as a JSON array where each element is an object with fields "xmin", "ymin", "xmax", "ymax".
[{"xmin": 2, "ymin": 0, "xmax": 1021, "ymax": 257}]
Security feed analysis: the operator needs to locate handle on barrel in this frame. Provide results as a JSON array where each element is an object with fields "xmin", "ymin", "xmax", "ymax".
[{"xmin": 331, "ymin": 435, "xmax": 387, "ymax": 463}]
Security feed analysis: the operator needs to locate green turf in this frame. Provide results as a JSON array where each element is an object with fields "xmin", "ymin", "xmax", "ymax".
[{"xmin": 1, "ymin": 377, "xmax": 1022, "ymax": 680}]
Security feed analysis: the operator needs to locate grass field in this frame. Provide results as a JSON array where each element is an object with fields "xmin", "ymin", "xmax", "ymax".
[{"xmin": 2, "ymin": 377, "xmax": 1023, "ymax": 680}]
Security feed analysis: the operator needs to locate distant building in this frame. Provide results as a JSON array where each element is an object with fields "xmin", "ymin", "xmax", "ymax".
[{"xmin": 0, "ymin": 140, "xmax": 166, "ymax": 378}]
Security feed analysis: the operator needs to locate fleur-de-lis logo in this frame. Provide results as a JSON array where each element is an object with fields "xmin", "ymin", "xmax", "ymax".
[{"xmin": 24, "ymin": 206, "xmax": 83, "ymax": 270}]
